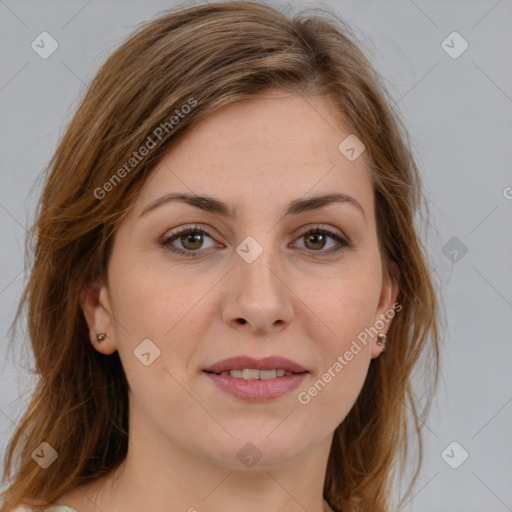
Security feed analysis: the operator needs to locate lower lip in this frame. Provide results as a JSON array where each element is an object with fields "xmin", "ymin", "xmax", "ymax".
[{"xmin": 203, "ymin": 371, "xmax": 308, "ymax": 402}]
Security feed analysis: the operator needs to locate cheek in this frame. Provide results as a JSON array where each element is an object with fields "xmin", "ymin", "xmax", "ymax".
[
  {"xmin": 296, "ymin": 262, "xmax": 380, "ymax": 415},
  {"xmin": 302, "ymin": 261, "xmax": 382, "ymax": 345},
  {"xmin": 106, "ymin": 258, "xmax": 225, "ymax": 399},
  {"xmin": 298, "ymin": 339, "xmax": 371, "ymax": 428},
  {"xmin": 108, "ymin": 251, "xmax": 215, "ymax": 337}
]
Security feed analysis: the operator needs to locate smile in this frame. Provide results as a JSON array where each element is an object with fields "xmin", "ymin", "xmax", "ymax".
[{"xmin": 213, "ymin": 369, "xmax": 294, "ymax": 379}]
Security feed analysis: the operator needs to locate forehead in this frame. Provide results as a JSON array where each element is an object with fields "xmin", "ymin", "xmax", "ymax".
[{"xmin": 134, "ymin": 91, "xmax": 373, "ymax": 217}]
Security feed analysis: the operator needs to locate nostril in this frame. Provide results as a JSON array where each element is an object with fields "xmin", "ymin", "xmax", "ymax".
[{"xmin": 236, "ymin": 318, "xmax": 247, "ymax": 325}]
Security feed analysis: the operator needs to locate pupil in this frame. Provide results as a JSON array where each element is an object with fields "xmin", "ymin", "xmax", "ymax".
[
  {"xmin": 184, "ymin": 233, "xmax": 202, "ymax": 249},
  {"xmin": 307, "ymin": 233, "xmax": 325, "ymax": 250}
]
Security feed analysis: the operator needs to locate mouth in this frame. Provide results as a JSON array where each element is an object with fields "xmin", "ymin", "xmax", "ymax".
[
  {"xmin": 204, "ymin": 355, "xmax": 308, "ymax": 376},
  {"xmin": 202, "ymin": 355, "xmax": 309, "ymax": 402},
  {"xmin": 203, "ymin": 368, "xmax": 303, "ymax": 379}
]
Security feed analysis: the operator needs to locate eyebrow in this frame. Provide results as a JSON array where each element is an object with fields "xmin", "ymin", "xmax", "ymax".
[{"xmin": 139, "ymin": 191, "xmax": 366, "ymax": 221}]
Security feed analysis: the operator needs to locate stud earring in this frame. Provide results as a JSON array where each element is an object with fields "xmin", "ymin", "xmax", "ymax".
[
  {"xmin": 96, "ymin": 333, "xmax": 106, "ymax": 343},
  {"xmin": 377, "ymin": 333, "xmax": 387, "ymax": 347}
]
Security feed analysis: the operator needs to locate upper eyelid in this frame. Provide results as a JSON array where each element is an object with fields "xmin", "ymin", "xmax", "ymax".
[{"xmin": 161, "ymin": 223, "xmax": 345, "ymax": 238}]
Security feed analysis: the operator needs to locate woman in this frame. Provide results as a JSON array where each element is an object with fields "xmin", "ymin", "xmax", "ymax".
[{"xmin": 1, "ymin": 1, "xmax": 440, "ymax": 511}]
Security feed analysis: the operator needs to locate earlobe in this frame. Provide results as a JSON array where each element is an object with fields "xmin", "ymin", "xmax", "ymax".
[
  {"xmin": 80, "ymin": 283, "xmax": 118, "ymax": 355},
  {"xmin": 370, "ymin": 332, "xmax": 388, "ymax": 359},
  {"xmin": 371, "ymin": 262, "xmax": 400, "ymax": 359}
]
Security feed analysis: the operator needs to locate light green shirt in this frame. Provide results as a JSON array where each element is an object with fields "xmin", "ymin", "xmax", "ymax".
[
  {"xmin": 44, "ymin": 508, "xmax": 79, "ymax": 512},
  {"xmin": 13, "ymin": 507, "xmax": 79, "ymax": 512}
]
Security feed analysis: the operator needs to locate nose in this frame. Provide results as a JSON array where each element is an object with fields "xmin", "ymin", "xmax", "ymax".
[{"xmin": 221, "ymin": 241, "xmax": 294, "ymax": 335}]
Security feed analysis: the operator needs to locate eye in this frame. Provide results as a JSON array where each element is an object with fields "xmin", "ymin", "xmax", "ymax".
[
  {"xmin": 161, "ymin": 224, "xmax": 350, "ymax": 258},
  {"xmin": 161, "ymin": 224, "xmax": 217, "ymax": 257},
  {"xmin": 291, "ymin": 226, "xmax": 350, "ymax": 258}
]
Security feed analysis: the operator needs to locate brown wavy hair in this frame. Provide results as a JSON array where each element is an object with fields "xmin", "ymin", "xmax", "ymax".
[{"xmin": 1, "ymin": 1, "xmax": 441, "ymax": 511}]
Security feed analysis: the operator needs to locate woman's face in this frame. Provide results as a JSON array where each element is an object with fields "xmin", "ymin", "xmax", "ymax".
[{"xmin": 84, "ymin": 90, "xmax": 398, "ymax": 470}]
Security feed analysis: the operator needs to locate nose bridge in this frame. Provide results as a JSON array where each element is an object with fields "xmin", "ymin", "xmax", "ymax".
[
  {"xmin": 235, "ymin": 231, "xmax": 282, "ymax": 297},
  {"xmin": 223, "ymin": 230, "xmax": 294, "ymax": 331}
]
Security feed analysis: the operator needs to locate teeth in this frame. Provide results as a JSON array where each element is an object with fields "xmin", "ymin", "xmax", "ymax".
[
  {"xmin": 259, "ymin": 369, "xmax": 277, "ymax": 380},
  {"xmin": 242, "ymin": 369, "xmax": 260, "ymax": 380},
  {"xmin": 218, "ymin": 369, "xmax": 293, "ymax": 379}
]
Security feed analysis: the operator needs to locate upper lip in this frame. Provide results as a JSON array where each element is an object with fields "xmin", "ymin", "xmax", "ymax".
[{"xmin": 203, "ymin": 355, "xmax": 308, "ymax": 374}]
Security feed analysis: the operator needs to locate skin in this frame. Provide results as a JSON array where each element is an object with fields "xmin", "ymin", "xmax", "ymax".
[{"xmin": 60, "ymin": 89, "xmax": 399, "ymax": 512}]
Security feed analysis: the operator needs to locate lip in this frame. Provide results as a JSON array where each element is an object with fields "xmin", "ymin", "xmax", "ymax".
[
  {"xmin": 203, "ymin": 355, "xmax": 308, "ymax": 374},
  {"xmin": 204, "ymin": 372, "xmax": 308, "ymax": 402},
  {"xmin": 203, "ymin": 355, "xmax": 309, "ymax": 403}
]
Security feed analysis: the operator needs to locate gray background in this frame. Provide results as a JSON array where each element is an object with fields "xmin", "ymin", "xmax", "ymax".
[{"xmin": 1, "ymin": 0, "xmax": 511, "ymax": 510}]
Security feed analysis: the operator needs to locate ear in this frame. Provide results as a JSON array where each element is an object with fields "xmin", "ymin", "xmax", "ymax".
[
  {"xmin": 80, "ymin": 282, "xmax": 118, "ymax": 355},
  {"xmin": 370, "ymin": 261, "xmax": 400, "ymax": 359}
]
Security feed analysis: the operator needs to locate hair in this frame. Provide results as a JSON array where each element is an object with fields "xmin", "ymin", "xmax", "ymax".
[{"xmin": 1, "ymin": 1, "xmax": 442, "ymax": 511}]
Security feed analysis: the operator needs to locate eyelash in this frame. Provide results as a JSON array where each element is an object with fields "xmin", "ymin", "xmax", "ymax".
[{"xmin": 161, "ymin": 224, "xmax": 350, "ymax": 259}]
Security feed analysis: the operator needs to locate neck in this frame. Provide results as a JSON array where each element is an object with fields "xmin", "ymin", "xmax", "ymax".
[{"xmin": 87, "ymin": 408, "xmax": 335, "ymax": 512}]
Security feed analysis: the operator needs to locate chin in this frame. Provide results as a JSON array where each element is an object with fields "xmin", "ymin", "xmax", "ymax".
[{"xmin": 202, "ymin": 428, "xmax": 312, "ymax": 470}]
